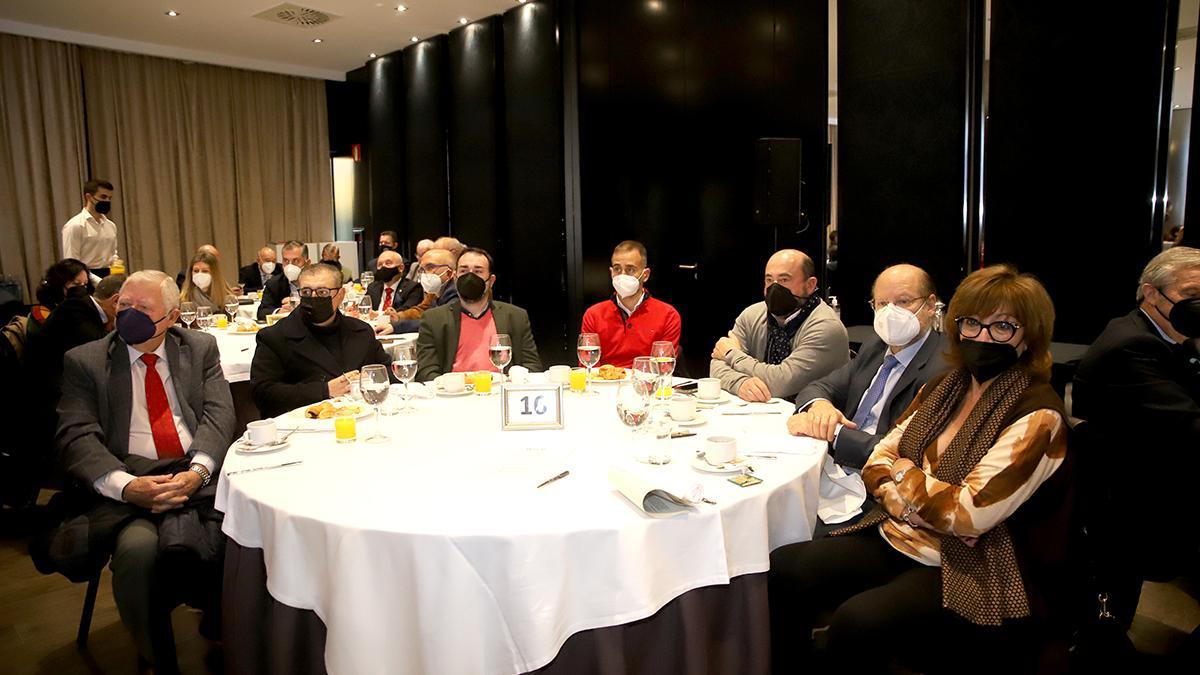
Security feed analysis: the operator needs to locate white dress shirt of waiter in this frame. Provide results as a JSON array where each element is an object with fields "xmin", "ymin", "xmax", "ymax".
[
  {"xmin": 61, "ymin": 178, "xmax": 119, "ymax": 273},
  {"xmin": 788, "ymin": 264, "xmax": 945, "ymax": 467},
  {"xmin": 710, "ymin": 249, "xmax": 849, "ymax": 402}
]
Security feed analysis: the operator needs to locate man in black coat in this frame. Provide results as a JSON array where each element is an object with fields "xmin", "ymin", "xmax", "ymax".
[
  {"xmin": 257, "ymin": 240, "xmax": 308, "ymax": 320},
  {"xmin": 250, "ymin": 263, "xmax": 395, "ymax": 418},
  {"xmin": 239, "ymin": 245, "xmax": 281, "ymax": 293},
  {"xmin": 788, "ymin": 264, "xmax": 948, "ymax": 469}
]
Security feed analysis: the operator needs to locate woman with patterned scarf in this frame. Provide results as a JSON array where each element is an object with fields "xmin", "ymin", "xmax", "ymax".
[{"xmin": 769, "ymin": 265, "xmax": 1072, "ymax": 674}]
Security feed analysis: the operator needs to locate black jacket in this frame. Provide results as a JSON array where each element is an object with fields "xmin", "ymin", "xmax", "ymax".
[
  {"xmin": 250, "ymin": 311, "xmax": 395, "ymax": 418},
  {"xmin": 794, "ymin": 330, "xmax": 948, "ymax": 469},
  {"xmin": 366, "ymin": 278, "xmax": 423, "ymax": 312},
  {"xmin": 257, "ymin": 272, "xmax": 295, "ymax": 321},
  {"xmin": 239, "ymin": 261, "xmax": 282, "ymax": 293}
]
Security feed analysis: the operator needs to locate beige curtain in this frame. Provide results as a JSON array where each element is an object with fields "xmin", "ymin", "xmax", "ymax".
[
  {"xmin": 80, "ymin": 47, "xmax": 332, "ymax": 281},
  {"xmin": 0, "ymin": 34, "xmax": 87, "ymax": 301}
]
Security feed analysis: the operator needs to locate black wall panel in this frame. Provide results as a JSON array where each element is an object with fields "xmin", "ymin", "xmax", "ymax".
[
  {"xmin": 402, "ymin": 37, "xmax": 450, "ymax": 241},
  {"xmin": 836, "ymin": 0, "xmax": 970, "ymax": 328},
  {"xmin": 448, "ymin": 18, "xmax": 502, "ymax": 253},
  {"xmin": 984, "ymin": 0, "xmax": 1170, "ymax": 343},
  {"xmin": 367, "ymin": 54, "xmax": 405, "ymax": 246}
]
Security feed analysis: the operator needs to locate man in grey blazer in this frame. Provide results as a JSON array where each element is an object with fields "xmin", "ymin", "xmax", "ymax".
[
  {"xmin": 55, "ymin": 270, "xmax": 235, "ymax": 672},
  {"xmin": 789, "ymin": 264, "xmax": 948, "ymax": 469},
  {"xmin": 416, "ymin": 247, "xmax": 542, "ymax": 382}
]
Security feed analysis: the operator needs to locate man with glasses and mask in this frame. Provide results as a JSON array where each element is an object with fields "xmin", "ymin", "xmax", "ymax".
[
  {"xmin": 581, "ymin": 240, "xmax": 681, "ymax": 368},
  {"xmin": 62, "ymin": 178, "xmax": 120, "ymax": 279},
  {"xmin": 257, "ymin": 240, "xmax": 310, "ymax": 320},
  {"xmin": 50, "ymin": 270, "xmax": 235, "ymax": 672},
  {"xmin": 374, "ymin": 246, "xmax": 460, "ymax": 336},
  {"xmin": 1072, "ymin": 246, "xmax": 1200, "ymax": 634},
  {"xmin": 711, "ymin": 249, "xmax": 848, "ymax": 402},
  {"xmin": 250, "ymin": 263, "xmax": 394, "ymax": 418},
  {"xmin": 789, "ymin": 264, "xmax": 948, "ymax": 470},
  {"xmin": 415, "ymin": 247, "xmax": 542, "ymax": 382}
]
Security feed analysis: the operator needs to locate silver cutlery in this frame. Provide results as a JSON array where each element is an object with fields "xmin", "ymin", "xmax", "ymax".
[{"xmin": 227, "ymin": 460, "xmax": 304, "ymax": 476}]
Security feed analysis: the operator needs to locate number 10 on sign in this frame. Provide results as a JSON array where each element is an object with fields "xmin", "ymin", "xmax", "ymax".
[{"xmin": 501, "ymin": 384, "xmax": 565, "ymax": 430}]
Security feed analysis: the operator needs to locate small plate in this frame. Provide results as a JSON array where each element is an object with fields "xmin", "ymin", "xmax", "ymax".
[
  {"xmin": 235, "ymin": 438, "xmax": 290, "ymax": 455},
  {"xmin": 694, "ymin": 391, "xmax": 733, "ymax": 405},
  {"xmin": 672, "ymin": 413, "xmax": 709, "ymax": 427},
  {"xmin": 435, "ymin": 388, "xmax": 473, "ymax": 398},
  {"xmin": 690, "ymin": 454, "xmax": 752, "ymax": 474}
]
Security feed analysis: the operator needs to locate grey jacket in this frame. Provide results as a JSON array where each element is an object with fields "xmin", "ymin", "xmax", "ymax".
[
  {"xmin": 56, "ymin": 328, "xmax": 236, "ymax": 489},
  {"xmin": 709, "ymin": 300, "xmax": 849, "ymax": 400}
]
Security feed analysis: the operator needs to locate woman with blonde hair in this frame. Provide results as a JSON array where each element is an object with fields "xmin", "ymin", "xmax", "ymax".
[{"xmin": 181, "ymin": 250, "xmax": 237, "ymax": 317}]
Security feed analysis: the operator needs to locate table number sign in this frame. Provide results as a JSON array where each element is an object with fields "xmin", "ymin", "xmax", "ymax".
[{"xmin": 501, "ymin": 384, "xmax": 564, "ymax": 430}]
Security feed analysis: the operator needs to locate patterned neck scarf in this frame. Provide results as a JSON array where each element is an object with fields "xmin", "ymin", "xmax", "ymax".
[{"xmin": 764, "ymin": 294, "xmax": 820, "ymax": 365}]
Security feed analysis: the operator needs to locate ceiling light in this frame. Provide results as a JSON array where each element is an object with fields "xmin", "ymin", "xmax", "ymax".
[
  {"xmin": 1175, "ymin": 66, "xmax": 1182, "ymax": 71},
  {"xmin": 397, "ymin": 4, "xmax": 408, "ymax": 11},
  {"xmin": 165, "ymin": 10, "xmax": 179, "ymax": 17},
  {"xmin": 459, "ymin": 17, "xmax": 469, "ymax": 25},
  {"xmin": 410, "ymin": 36, "xmax": 419, "ymax": 42},
  {"xmin": 518, "ymin": 0, "xmax": 528, "ymax": 4},
  {"xmin": 312, "ymin": 38, "xmax": 323, "ymax": 43},
  {"xmin": 369, "ymin": 53, "xmax": 377, "ymax": 58}
]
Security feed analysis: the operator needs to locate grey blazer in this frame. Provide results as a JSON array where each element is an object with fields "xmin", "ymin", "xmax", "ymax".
[
  {"xmin": 795, "ymin": 330, "xmax": 949, "ymax": 469},
  {"xmin": 416, "ymin": 300, "xmax": 543, "ymax": 382},
  {"xmin": 55, "ymin": 328, "xmax": 236, "ymax": 491}
]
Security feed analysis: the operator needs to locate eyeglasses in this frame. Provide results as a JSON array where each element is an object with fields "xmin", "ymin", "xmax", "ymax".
[
  {"xmin": 419, "ymin": 263, "xmax": 450, "ymax": 274},
  {"xmin": 298, "ymin": 287, "xmax": 342, "ymax": 298},
  {"xmin": 867, "ymin": 296, "xmax": 927, "ymax": 312},
  {"xmin": 955, "ymin": 316, "xmax": 1021, "ymax": 343},
  {"xmin": 610, "ymin": 264, "xmax": 642, "ymax": 276}
]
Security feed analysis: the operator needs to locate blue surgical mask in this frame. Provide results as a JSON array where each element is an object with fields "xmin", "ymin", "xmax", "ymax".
[{"xmin": 116, "ymin": 308, "xmax": 169, "ymax": 346}]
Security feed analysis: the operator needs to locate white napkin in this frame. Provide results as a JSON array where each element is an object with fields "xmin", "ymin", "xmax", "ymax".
[
  {"xmin": 401, "ymin": 382, "xmax": 435, "ymax": 399},
  {"xmin": 817, "ymin": 455, "xmax": 867, "ymax": 524}
]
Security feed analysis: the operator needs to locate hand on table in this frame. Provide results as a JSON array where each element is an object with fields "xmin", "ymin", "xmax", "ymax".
[
  {"xmin": 374, "ymin": 322, "xmax": 395, "ymax": 336},
  {"xmin": 122, "ymin": 474, "xmax": 197, "ymax": 513},
  {"xmin": 786, "ymin": 399, "xmax": 856, "ymax": 442},
  {"xmin": 736, "ymin": 376, "xmax": 772, "ymax": 402}
]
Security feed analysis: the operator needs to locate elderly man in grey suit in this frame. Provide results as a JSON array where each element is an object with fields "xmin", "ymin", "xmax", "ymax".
[
  {"xmin": 710, "ymin": 249, "xmax": 849, "ymax": 402},
  {"xmin": 55, "ymin": 270, "xmax": 235, "ymax": 673},
  {"xmin": 788, "ymin": 264, "xmax": 949, "ymax": 470}
]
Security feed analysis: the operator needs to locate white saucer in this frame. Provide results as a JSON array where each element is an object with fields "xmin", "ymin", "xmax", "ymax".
[
  {"xmin": 690, "ymin": 453, "xmax": 751, "ymax": 474},
  {"xmin": 694, "ymin": 391, "xmax": 732, "ymax": 405},
  {"xmin": 435, "ymin": 388, "xmax": 473, "ymax": 398},
  {"xmin": 235, "ymin": 439, "xmax": 290, "ymax": 455},
  {"xmin": 672, "ymin": 413, "xmax": 709, "ymax": 427}
]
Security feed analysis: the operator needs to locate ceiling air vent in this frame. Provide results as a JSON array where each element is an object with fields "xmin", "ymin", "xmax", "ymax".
[{"xmin": 253, "ymin": 3, "xmax": 339, "ymax": 28}]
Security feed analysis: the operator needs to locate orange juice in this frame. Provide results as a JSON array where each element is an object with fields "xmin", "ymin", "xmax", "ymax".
[
  {"xmin": 569, "ymin": 368, "xmax": 588, "ymax": 393},
  {"xmin": 473, "ymin": 371, "xmax": 493, "ymax": 394},
  {"xmin": 216, "ymin": 314, "xmax": 229, "ymax": 329},
  {"xmin": 334, "ymin": 416, "xmax": 356, "ymax": 443}
]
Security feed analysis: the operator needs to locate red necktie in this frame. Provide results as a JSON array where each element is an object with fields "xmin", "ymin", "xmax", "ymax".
[
  {"xmin": 140, "ymin": 354, "xmax": 184, "ymax": 459},
  {"xmin": 382, "ymin": 287, "xmax": 394, "ymax": 312}
]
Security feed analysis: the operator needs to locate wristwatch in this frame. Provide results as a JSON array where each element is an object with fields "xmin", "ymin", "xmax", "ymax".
[{"xmin": 189, "ymin": 463, "xmax": 212, "ymax": 488}]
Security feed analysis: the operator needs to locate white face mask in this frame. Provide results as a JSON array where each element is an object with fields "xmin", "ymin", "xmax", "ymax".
[
  {"xmin": 284, "ymin": 263, "xmax": 302, "ymax": 282},
  {"xmin": 191, "ymin": 272, "xmax": 212, "ymax": 291},
  {"xmin": 420, "ymin": 273, "xmax": 444, "ymax": 295},
  {"xmin": 261, "ymin": 261, "xmax": 276, "ymax": 275},
  {"xmin": 873, "ymin": 301, "xmax": 925, "ymax": 347},
  {"xmin": 612, "ymin": 274, "xmax": 642, "ymax": 299}
]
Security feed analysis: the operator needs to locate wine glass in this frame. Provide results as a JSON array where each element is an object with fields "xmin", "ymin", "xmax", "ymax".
[
  {"xmin": 180, "ymin": 301, "xmax": 197, "ymax": 329},
  {"xmin": 289, "ymin": 289, "xmax": 301, "ymax": 312},
  {"xmin": 390, "ymin": 342, "xmax": 419, "ymax": 413},
  {"xmin": 361, "ymin": 271, "xmax": 375, "ymax": 286},
  {"xmin": 577, "ymin": 333, "xmax": 601, "ymax": 391},
  {"xmin": 196, "ymin": 306, "xmax": 213, "ymax": 331},
  {"xmin": 224, "ymin": 294, "xmax": 240, "ymax": 320},
  {"xmin": 650, "ymin": 341, "xmax": 676, "ymax": 402},
  {"xmin": 490, "ymin": 334, "xmax": 513, "ymax": 373},
  {"xmin": 617, "ymin": 381, "xmax": 671, "ymax": 465},
  {"xmin": 341, "ymin": 296, "xmax": 358, "ymax": 317},
  {"xmin": 357, "ymin": 295, "xmax": 373, "ymax": 318},
  {"xmin": 359, "ymin": 364, "xmax": 391, "ymax": 442},
  {"xmin": 631, "ymin": 356, "xmax": 657, "ymax": 398}
]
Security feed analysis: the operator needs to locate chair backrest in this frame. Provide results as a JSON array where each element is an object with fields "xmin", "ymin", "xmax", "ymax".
[{"xmin": 0, "ymin": 314, "xmax": 28, "ymax": 366}]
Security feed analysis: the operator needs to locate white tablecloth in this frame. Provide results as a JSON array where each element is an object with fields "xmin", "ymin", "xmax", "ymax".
[{"xmin": 216, "ymin": 380, "xmax": 823, "ymax": 674}]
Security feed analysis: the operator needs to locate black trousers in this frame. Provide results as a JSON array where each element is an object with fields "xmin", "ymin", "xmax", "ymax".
[{"xmin": 768, "ymin": 529, "xmax": 1040, "ymax": 674}]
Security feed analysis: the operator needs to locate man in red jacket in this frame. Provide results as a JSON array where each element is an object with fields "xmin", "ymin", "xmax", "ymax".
[{"xmin": 581, "ymin": 240, "xmax": 682, "ymax": 368}]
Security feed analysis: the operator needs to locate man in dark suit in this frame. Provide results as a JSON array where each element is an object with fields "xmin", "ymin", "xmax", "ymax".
[
  {"xmin": 239, "ymin": 245, "xmax": 281, "ymax": 293},
  {"xmin": 376, "ymin": 246, "xmax": 460, "ymax": 336},
  {"xmin": 366, "ymin": 250, "xmax": 423, "ymax": 313},
  {"xmin": 1073, "ymin": 246, "xmax": 1200, "ymax": 628},
  {"xmin": 54, "ymin": 270, "xmax": 235, "ymax": 672},
  {"xmin": 416, "ymin": 247, "xmax": 542, "ymax": 381},
  {"xmin": 251, "ymin": 263, "xmax": 395, "ymax": 418},
  {"xmin": 789, "ymin": 264, "xmax": 948, "ymax": 469},
  {"xmin": 257, "ymin": 240, "xmax": 308, "ymax": 320}
]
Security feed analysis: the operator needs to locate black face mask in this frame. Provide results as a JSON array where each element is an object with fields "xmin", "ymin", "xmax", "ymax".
[
  {"xmin": 375, "ymin": 266, "xmax": 400, "ymax": 283},
  {"xmin": 959, "ymin": 339, "xmax": 1020, "ymax": 382},
  {"xmin": 299, "ymin": 296, "xmax": 336, "ymax": 326},
  {"xmin": 378, "ymin": 243, "xmax": 396, "ymax": 254},
  {"xmin": 1159, "ymin": 292, "xmax": 1200, "ymax": 338},
  {"xmin": 765, "ymin": 283, "xmax": 804, "ymax": 316},
  {"xmin": 456, "ymin": 273, "xmax": 487, "ymax": 302},
  {"xmin": 94, "ymin": 200, "xmax": 112, "ymax": 215}
]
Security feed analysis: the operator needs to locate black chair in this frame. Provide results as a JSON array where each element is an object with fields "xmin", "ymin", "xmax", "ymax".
[{"xmin": 76, "ymin": 567, "xmax": 102, "ymax": 648}]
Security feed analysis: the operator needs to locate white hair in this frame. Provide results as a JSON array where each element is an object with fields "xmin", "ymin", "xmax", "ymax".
[
  {"xmin": 123, "ymin": 270, "xmax": 180, "ymax": 311},
  {"xmin": 1138, "ymin": 246, "xmax": 1200, "ymax": 302}
]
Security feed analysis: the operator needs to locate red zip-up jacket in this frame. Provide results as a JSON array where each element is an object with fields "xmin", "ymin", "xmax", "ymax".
[{"xmin": 580, "ymin": 293, "xmax": 682, "ymax": 368}]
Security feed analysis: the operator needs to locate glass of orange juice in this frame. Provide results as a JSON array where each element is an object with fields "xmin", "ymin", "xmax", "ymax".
[
  {"xmin": 473, "ymin": 371, "xmax": 493, "ymax": 395},
  {"xmin": 569, "ymin": 367, "xmax": 588, "ymax": 394},
  {"xmin": 334, "ymin": 416, "xmax": 356, "ymax": 443}
]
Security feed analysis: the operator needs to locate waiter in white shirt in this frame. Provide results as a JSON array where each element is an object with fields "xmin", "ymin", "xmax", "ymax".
[{"xmin": 61, "ymin": 179, "xmax": 119, "ymax": 278}]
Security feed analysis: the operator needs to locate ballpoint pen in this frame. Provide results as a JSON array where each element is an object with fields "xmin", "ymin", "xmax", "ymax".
[{"xmin": 536, "ymin": 470, "xmax": 570, "ymax": 489}]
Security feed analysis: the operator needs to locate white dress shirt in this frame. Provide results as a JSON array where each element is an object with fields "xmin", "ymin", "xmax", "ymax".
[
  {"xmin": 61, "ymin": 207, "xmax": 118, "ymax": 269},
  {"xmin": 92, "ymin": 343, "xmax": 214, "ymax": 501}
]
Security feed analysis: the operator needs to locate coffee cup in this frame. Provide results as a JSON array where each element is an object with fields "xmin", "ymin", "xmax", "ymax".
[
  {"xmin": 508, "ymin": 365, "xmax": 530, "ymax": 385},
  {"xmin": 246, "ymin": 419, "xmax": 277, "ymax": 446},
  {"xmin": 697, "ymin": 377, "xmax": 722, "ymax": 400},
  {"xmin": 439, "ymin": 372, "xmax": 466, "ymax": 393},
  {"xmin": 548, "ymin": 365, "xmax": 571, "ymax": 385},
  {"xmin": 669, "ymin": 396, "xmax": 697, "ymax": 421},
  {"xmin": 704, "ymin": 435, "xmax": 738, "ymax": 465}
]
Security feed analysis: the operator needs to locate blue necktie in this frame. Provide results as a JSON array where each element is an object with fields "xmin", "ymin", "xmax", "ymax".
[{"xmin": 851, "ymin": 354, "xmax": 901, "ymax": 432}]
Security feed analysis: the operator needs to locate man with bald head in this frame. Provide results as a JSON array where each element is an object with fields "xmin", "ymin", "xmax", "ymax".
[
  {"xmin": 375, "ymin": 246, "xmax": 460, "ymax": 335},
  {"xmin": 367, "ymin": 250, "xmax": 422, "ymax": 313},
  {"xmin": 789, "ymin": 264, "xmax": 948, "ymax": 470},
  {"xmin": 239, "ymin": 245, "xmax": 281, "ymax": 293},
  {"xmin": 407, "ymin": 238, "xmax": 436, "ymax": 282},
  {"xmin": 711, "ymin": 249, "xmax": 849, "ymax": 402}
]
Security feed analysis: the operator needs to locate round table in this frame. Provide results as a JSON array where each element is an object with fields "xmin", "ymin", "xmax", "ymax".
[{"xmin": 216, "ymin": 379, "xmax": 823, "ymax": 674}]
